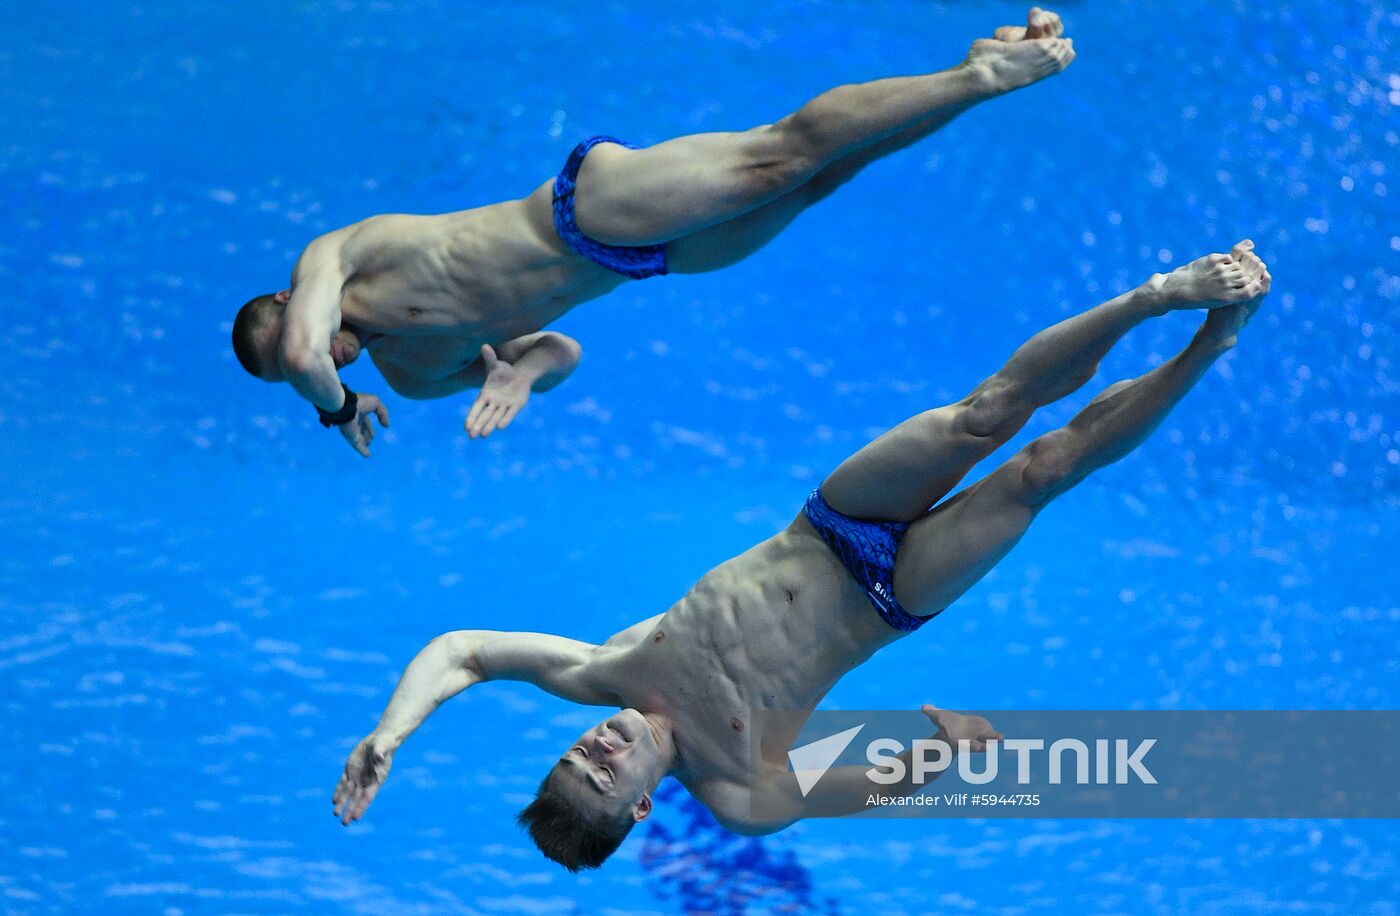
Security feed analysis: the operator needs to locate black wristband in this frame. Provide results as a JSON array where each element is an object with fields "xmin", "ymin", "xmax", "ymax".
[{"xmin": 317, "ymin": 384, "xmax": 358, "ymax": 428}]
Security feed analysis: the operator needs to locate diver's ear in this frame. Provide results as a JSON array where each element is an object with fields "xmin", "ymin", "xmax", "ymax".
[
  {"xmin": 632, "ymin": 792, "xmax": 653, "ymax": 823},
  {"xmin": 274, "ymin": 289, "xmax": 291, "ymax": 304}
]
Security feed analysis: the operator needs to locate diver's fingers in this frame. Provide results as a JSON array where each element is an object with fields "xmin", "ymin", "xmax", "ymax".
[
  {"xmin": 481, "ymin": 344, "xmax": 499, "ymax": 371},
  {"xmin": 478, "ymin": 399, "xmax": 503, "ymax": 433},
  {"xmin": 375, "ymin": 403, "xmax": 390, "ymax": 428},
  {"xmin": 498, "ymin": 403, "xmax": 521, "ymax": 429},
  {"xmin": 479, "ymin": 404, "xmax": 504, "ymax": 436},
  {"xmin": 333, "ymin": 771, "xmax": 352, "ymax": 809},
  {"xmin": 352, "ymin": 783, "xmax": 381, "ymax": 820},
  {"xmin": 334, "ymin": 772, "xmax": 357, "ymax": 819},
  {"xmin": 344, "ymin": 425, "xmax": 370, "ymax": 458},
  {"xmin": 341, "ymin": 785, "xmax": 363, "ymax": 824},
  {"xmin": 466, "ymin": 397, "xmax": 488, "ymax": 437}
]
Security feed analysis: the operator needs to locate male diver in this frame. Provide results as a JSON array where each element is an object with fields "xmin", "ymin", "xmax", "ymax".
[
  {"xmin": 232, "ymin": 10, "xmax": 1075, "ymax": 455},
  {"xmin": 332, "ymin": 243, "xmax": 1271, "ymax": 868}
]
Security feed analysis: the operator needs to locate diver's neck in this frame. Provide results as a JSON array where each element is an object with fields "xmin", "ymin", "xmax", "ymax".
[{"xmin": 642, "ymin": 711, "xmax": 679, "ymax": 772}]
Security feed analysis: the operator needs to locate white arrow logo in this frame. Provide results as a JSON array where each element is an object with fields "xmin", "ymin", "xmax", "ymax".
[{"xmin": 787, "ymin": 725, "xmax": 865, "ymax": 797}]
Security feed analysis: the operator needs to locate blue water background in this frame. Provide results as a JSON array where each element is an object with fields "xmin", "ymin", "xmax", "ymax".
[{"xmin": 3, "ymin": 0, "xmax": 1397, "ymax": 912}]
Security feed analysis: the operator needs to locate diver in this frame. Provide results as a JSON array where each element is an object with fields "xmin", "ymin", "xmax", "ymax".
[
  {"xmin": 331, "ymin": 243, "xmax": 1270, "ymax": 868},
  {"xmin": 231, "ymin": 9, "xmax": 1074, "ymax": 455}
]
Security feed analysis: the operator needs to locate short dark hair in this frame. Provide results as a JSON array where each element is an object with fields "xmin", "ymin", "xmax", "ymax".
[
  {"xmin": 231, "ymin": 294, "xmax": 283, "ymax": 378},
  {"xmin": 517, "ymin": 775, "xmax": 635, "ymax": 872}
]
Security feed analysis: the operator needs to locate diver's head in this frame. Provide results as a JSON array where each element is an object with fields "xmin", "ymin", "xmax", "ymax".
[
  {"xmin": 517, "ymin": 709, "xmax": 668, "ymax": 871},
  {"xmin": 231, "ymin": 289, "xmax": 362, "ymax": 381}
]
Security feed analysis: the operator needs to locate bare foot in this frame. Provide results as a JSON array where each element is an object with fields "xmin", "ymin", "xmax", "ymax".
[
  {"xmin": 965, "ymin": 30, "xmax": 1075, "ymax": 93},
  {"xmin": 1150, "ymin": 240, "xmax": 1270, "ymax": 310},
  {"xmin": 993, "ymin": 7, "xmax": 1065, "ymax": 42},
  {"xmin": 1201, "ymin": 245, "xmax": 1271, "ymax": 347}
]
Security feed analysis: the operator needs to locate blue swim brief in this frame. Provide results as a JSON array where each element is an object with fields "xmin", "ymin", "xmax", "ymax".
[
  {"xmin": 803, "ymin": 487, "xmax": 935, "ymax": 632},
  {"xmin": 552, "ymin": 136, "xmax": 669, "ymax": 280}
]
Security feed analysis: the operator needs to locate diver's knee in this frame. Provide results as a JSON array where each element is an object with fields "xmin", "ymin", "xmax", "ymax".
[
  {"xmin": 1013, "ymin": 431, "xmax": 1081, "ymax": 505},
  {"xmin": 959, "ymin": 379, "xmax": 1028, "ymax": 440},
  {"xmin": 737, "ymin": 123, "xmax": 819, "ymax": 199}
]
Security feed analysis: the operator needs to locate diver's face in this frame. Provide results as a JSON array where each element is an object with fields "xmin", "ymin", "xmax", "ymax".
[
  {"xmin": 328, "ymin": 327, "xmax": 361, "ymax": 369},
  {"xmin": 550, "ymin": 709, "xmax": 659, "ymax": 822}
]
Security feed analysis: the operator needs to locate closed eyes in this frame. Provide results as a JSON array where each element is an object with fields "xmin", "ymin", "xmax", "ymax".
[{"xmin": 569, "ymin": 746, "xmax": 613, "ymax": 786}]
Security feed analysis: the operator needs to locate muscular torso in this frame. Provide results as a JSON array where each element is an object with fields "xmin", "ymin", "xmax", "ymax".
[
  {"xmin": 313, "ymin": 181, "xmax": 626, "ymax": 385},
  {"xmin": 595, "ymin": 515, "xmax": 904, "ymax": 828}
]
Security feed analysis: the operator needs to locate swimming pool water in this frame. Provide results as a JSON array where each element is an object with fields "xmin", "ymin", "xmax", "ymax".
[{"xmin": 3, "ymin": 1, "xmax": 1397, "ymax": 912}]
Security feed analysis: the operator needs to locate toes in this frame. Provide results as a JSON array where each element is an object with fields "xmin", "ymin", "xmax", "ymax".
[
  {"xmin": 1025, "ymin": 7, "xmax": 1047, "ymax": 38},
  {"xmin": 1032, "ymin": 36, "xmax": 1074, "ymax": 69},
  {"xmin": 1026, "ymin": 7, "xmax": 1063, "ymax": 39},
  {"xmin": 994, "ymin": 25, "xmax": 1026, "ymax": 41},
  {"xmin": 1208, "ymin": 253, "xmax": 1230, "ymax": 265}
]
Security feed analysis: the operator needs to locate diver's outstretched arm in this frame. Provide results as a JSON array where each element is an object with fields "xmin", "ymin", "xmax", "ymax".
[{"xmin": 333, "ymin": 629, "xmax": 606, "ymax": 824}]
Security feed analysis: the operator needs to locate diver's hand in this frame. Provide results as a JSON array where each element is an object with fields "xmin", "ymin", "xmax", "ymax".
[
  {"xmin": 466, "ymin": 344, "xmax": 530, "ymax": 439},
  {"xmin": 333, "ymin": 735, "xmax": 394, "ymax": 824},
  {"xmin": 921, "ymin": 704, "xmax": 1003, "ymax": 752},
  {"xmin": 338, "ymin": 393, "xmax": 390, "ymax": 458}
]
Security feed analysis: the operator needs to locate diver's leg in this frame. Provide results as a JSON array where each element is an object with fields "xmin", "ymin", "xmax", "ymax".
[
  {"xmin": 670, "ymin": 10, "xmax": 1068, "ymax": 273},
  {"xmin": 890, "ymin": 266, "xmax": 1270, "ymax": 617},
  {"xmin": 819, "ymin": 241, "xmax": 1269, "ymax": 522},
  {"xmin": 666, "ymin": 104, "xmax": 965, "ymax": 273},
  {"xmin": 571, "ymin": 14, "xmax": 1074, "ymax": 247}
]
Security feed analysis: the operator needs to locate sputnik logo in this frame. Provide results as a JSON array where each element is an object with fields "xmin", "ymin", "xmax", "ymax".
[{"xmin": 786, "ymin": 725, "xmax": 865, "ymax": 797}]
